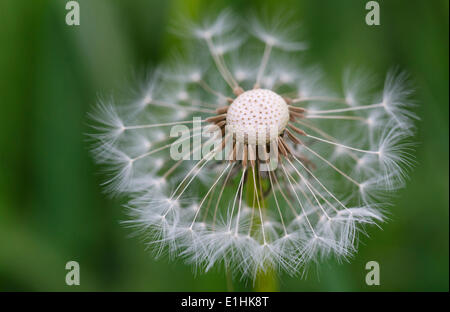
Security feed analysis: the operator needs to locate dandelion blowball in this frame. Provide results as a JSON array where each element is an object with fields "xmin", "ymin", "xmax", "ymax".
[
  {"xmin": 226, "ymin": 89, "xmax": 290, "ymax": 144},
  {"xmin": 89, "ymin": 10, "xmax": 417, "ymax": 280}
]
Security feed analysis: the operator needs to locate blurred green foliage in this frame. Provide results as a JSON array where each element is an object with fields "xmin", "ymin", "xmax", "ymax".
[{"xmin": 0, "ymin": 0, "xmax": 448, "ymax": 291}]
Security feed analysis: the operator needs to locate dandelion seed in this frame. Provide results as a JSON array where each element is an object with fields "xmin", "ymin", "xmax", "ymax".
[{"xmin": 89, "ymin": 10, "xmax": 417, "ymax": 279}]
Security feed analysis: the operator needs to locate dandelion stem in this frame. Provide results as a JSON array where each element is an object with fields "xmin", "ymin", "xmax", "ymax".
[
  {"xmin": 254, "ymin": 267, "xmax": 278, "ymax": 292},
  {"xmin": 245, "ymin": 164, "xmax": 278, "ymax": 291},
  {"xmin": 225, "ymin": 264, "xmax": 234, "ymax": 292}
]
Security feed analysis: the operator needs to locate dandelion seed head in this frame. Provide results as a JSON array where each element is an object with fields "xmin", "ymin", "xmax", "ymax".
[
  {"xmin": 227, "ymin": 89, "xmax": 289, "ymax": 144},
  {"xmin": 89, "ymin": 9, "xmax": 417, "ymax": 280}
]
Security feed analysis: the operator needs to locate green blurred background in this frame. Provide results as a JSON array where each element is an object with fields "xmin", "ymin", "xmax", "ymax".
[{"xmin": 0, "ymin": 0, "xmax": 448, "ymax": 291}]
